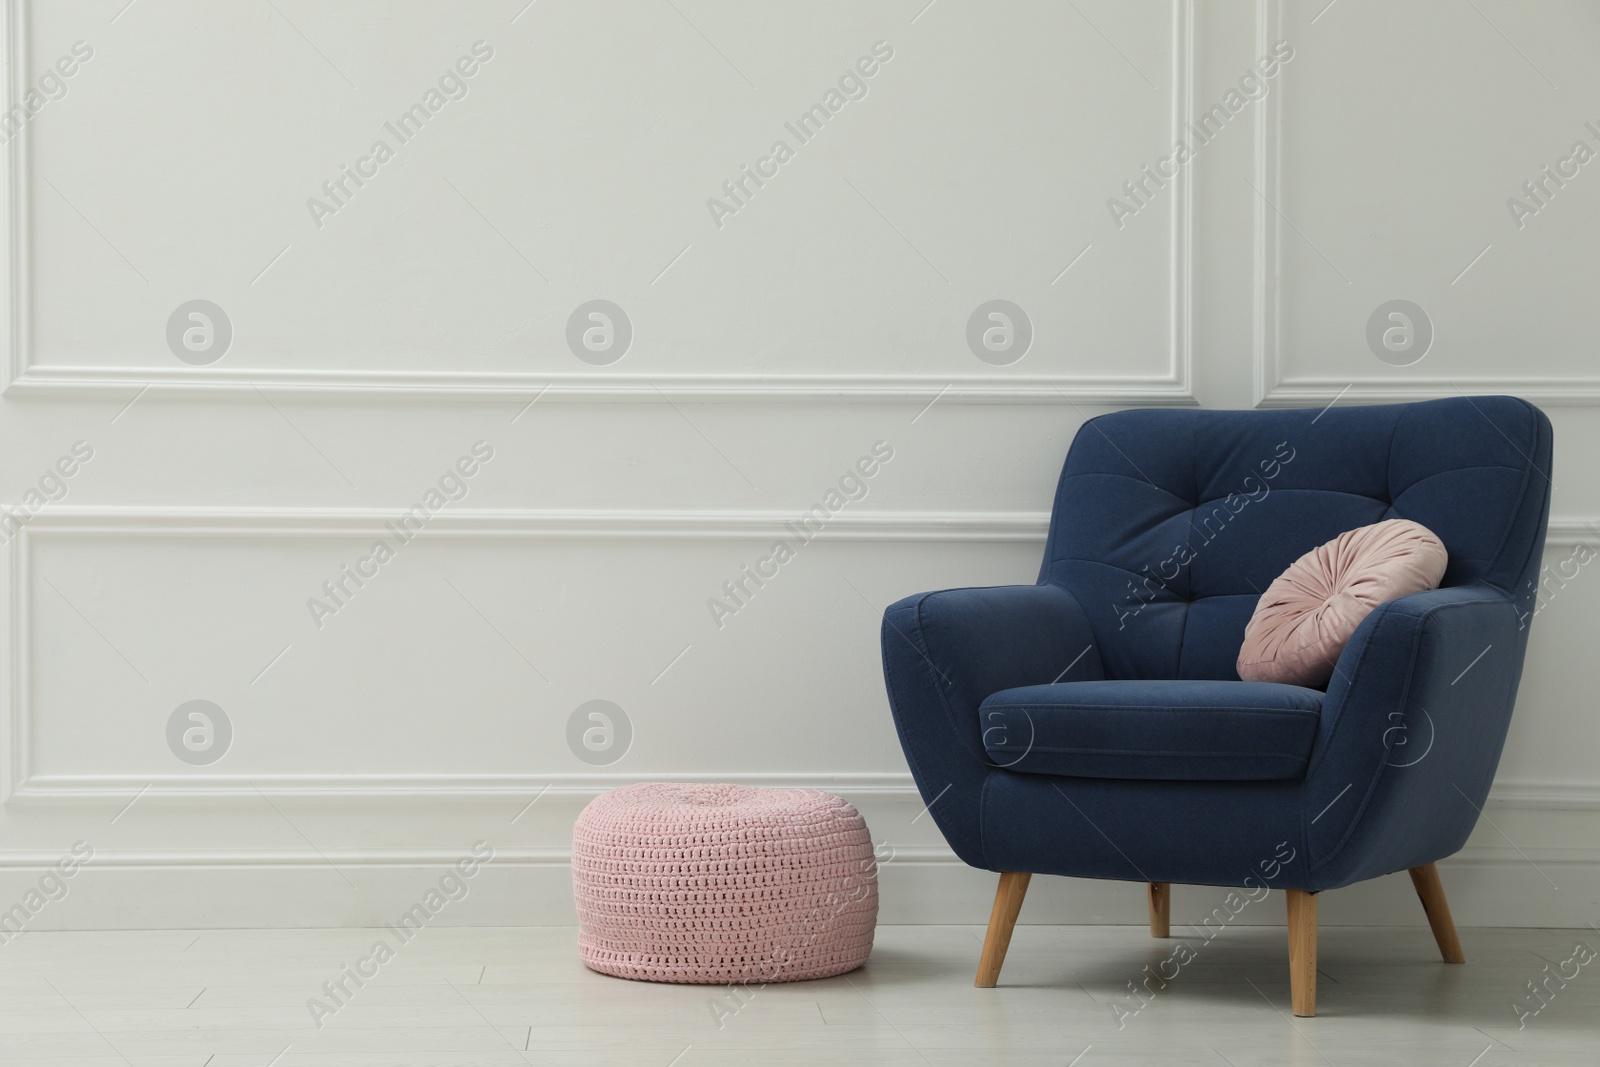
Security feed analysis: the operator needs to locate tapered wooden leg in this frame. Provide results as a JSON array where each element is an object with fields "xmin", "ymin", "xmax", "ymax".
[
  {"xmin": 1287, "ymin": 889, "xmax": 1318, "ymax": 1017},
  {"xmin": 1408, "ymin": 863, "xmax": 1466, "ymax": 964},
  {"xmin": 975, "ymin": 872, "xmax": 1031, "ymax": 987},
  {"xmin": 1148, "ymin": 882, "xmax": 1170, "ymax": 938}
]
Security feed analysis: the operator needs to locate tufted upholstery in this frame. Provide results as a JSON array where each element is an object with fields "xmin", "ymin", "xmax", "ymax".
[
  {"xmin": 1041, "ymin": 398, "xmax": 1548, "ymax": 682},
  {"xmin": 880, "ymin": 397, "xmax": 1553, "ymax": 891}
]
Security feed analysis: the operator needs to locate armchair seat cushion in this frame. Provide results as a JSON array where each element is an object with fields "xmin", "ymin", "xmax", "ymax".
[{"xmin": 980, "ymin": 679, "xmax": 1324, "ymax": 782}]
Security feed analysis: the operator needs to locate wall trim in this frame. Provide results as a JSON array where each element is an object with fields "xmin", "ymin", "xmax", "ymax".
[
  {"xmin": 1, "ymin": 0, "xmax": 1196, "ymax": 405},
  {"xmin": 17, "ymin": 505, "xmax": 1053, "ymax": 542},
  {"xmin": 21, "ymin": 507, "xmax": 1585, "ymax": 544},
  {"xmin": 11, "ymin": 776, "xmax": 1592, "ymax": 809},
  {"xmin": 0, "ymin": 834, "xmax": 1592, "ymax": 870},
  {"xmin": 0, "ymin": 844, "xmax": 957, "ymax": 870},
  {"xmin": 1258, "ymin": 378, "xmax": 1600, "ymax": 407},
  {"xmin": 1, "ymin": 0, "xmax": 20, "ymax": 398},
  {"xmin": 1545, "ymin": 521, "xmax": 1599, "ymax": 550},
  {"xmin": 6, "ymin": 507, "xmax": 1051, "ymax": 802},
  {"xmin": 9, "ymin": 509, "xmax": 1593, "ymax": 801},
  {"xmin": 3, "ymin": 369, "xmax": 1199, "ymax": 404},
  {"xmin": 9, "ymin": 771, "xmax": 922, "ymax": 802},
  {"xmin": 8, "ymin": 848, "xmax": 1594, "ymax": 928},
  {"xmin": 1248, "ymin": 0, "xmax": 1600, "ymax": 408}
]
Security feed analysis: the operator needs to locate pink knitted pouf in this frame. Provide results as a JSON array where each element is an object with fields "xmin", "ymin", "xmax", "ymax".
[{"xmin": 573, "ymin": 783, "xmax": 878, "ymax": 983}]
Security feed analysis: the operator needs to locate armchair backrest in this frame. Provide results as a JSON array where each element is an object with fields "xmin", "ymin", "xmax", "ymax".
[{"xmin": 1041, "ymin": 396, "xmax": 1553, "ymax": 681}]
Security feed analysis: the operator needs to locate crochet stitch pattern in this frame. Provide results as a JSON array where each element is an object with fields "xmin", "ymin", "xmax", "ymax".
[{"xmin": 573, "ymin": 783, "xmax": 878, "ymax": 983}]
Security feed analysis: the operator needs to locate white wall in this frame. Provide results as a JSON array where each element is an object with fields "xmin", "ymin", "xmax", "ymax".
[{"xmin": 0, "ymin": 0, "xmax": 1595, "ymax": 930}]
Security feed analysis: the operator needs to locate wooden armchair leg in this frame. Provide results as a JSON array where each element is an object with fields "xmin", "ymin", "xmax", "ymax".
[
  {"xmin": 1408, "ymin": 863, "xmax": 1466, "ymax": 964},
  {"xmin": 1148, "ymin": 882, "xmax": 1170, "ymax": 938},
  {"xmin": 1287, "ymin": 889, "xmax": 1318, "ymax": 1017},
  {"xmin": 975, "ymin": 872, "xmax": 1031, "ymax": 987}
]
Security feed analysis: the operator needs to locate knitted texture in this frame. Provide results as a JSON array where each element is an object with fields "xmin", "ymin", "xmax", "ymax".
[{"xmin": 573, "ymin": 783, "xmax": 878, "ymax": 983}]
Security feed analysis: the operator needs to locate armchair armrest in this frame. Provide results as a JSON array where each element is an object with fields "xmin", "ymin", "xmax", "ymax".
[
  {"xmin": 880, "ymin": 583, "xmax": 1102, "ymax": 868},
  {"xmin": 1301, "ymin": 583, "xmax": 1527, "ymax": 887}
]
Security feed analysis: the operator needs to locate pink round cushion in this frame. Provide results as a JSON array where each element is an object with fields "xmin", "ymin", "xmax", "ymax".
[
  {"xmin": 1238, "ymin": 519, "xmax": 1448, "ymax": 687},
  {"xmin": 572, "ymin": 783, "xmax": 878, "ymax": 984}
]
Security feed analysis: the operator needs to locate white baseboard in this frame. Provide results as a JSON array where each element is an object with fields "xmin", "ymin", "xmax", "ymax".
[
  {"xmin": 3, "ymin": 857, "xmax": 1593, "ymax": 932},
  {"xmin": 3, "ymin": 834, "xmax": 1594, "ymax": 933}
]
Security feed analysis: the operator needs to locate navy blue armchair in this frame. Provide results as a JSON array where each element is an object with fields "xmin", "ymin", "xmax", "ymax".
[{"xmin": 880, "ymin": 397, "xmax": 1552, "ymax": 1016}]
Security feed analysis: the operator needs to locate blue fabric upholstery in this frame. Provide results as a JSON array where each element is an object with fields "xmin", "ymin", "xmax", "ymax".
[
  {"xmin": 980, "ymin": 679, "xmax": 1322, "ymax": 781},
  {"xmin": 881, "ymin": 397, "xmax": 1552, "ymax": 892}
]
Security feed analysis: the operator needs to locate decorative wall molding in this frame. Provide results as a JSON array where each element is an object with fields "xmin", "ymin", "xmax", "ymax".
[
  {"xmin": 1545, "ymin": 521, "xmax": 1598, "ymax": 550},
  {"xmin": 10, "ymin": 771, "xmax": 922, "ymax": 802},
  {"xmin": 9, "ymin": 508, "xmax": 1593, "ymax": 801},
  {"xmin": 23, "ymin": 506, "xmax": 1583, "ymax": 545},
  {"xmin": 0, "ymin": 827, "xmax": 1593, "ymax": 869},
  {"xmin": 14, "ymin": 776, "xmax": 1592, "ymax": 811},
  {"xmin": 3, "ymin": 369, "xmax": 1200, "ymax": 404},
  {"xmin": 5, "ymin": 506, "xmax": 1050, "ymax": 802},
  {"xmin": 5, "ymin": 504, "xmax": 1594, "ymax": 926},
  {"xmin": 0, "ymin": 0, "xmax": 1196, "ymax": 405},
  {"xmin": 16, "ymin": 506, "xmax": 1054, "ymax": 543},
  {"xmin": 1485, "ymin": 780, "xmax": 1600, "ymax": 811},
  {"xmin": 2, "ymin": 847, "xmax": 1595, "ymax": 928},
  {"xmin": 0, "ymin": 844, "xmax": 955, "ymax": 870},
  {"xmin": 1248, "ymin": 0, "xmax": 1600, "ymax": 408},
  {"xmin": 1257, "ymin": 377, "xmax": 1600, "ymax": 408}
]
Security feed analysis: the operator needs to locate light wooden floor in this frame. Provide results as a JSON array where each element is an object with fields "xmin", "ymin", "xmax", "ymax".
[{"xmin": 0, "ymin": 924, "xmax": 1593, "ymax": 1065}]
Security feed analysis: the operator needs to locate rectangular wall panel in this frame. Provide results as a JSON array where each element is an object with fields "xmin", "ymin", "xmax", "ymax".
[
  {"xmin": 1255, "ymin": 0, "xmax": 1600, "ymax": 404},
  {"xmin": 0, "ymin": 0, "xmax": 1594, "ymax": 930},
  {"xmin": 11, "ymin": 0, "xmax": 1194, "ymax": 400}
]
